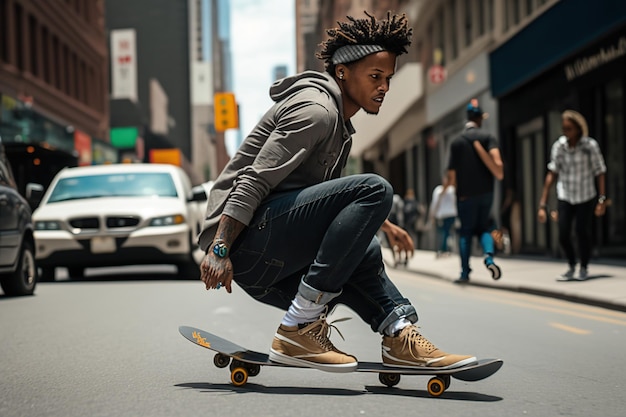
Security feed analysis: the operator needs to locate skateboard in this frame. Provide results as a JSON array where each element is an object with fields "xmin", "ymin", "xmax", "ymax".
[{"xmin": 179, "ymin": 326, "xmax": 503, "ymax": 396}]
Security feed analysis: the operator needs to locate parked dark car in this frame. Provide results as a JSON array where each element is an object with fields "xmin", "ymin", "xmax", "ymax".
[{"xmin": 0, "ymin": 139, "xmax": 40, "ymax": 296}]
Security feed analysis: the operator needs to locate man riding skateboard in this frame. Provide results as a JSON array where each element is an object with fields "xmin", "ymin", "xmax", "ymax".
[{"xmin": 198, "ymin": 11, "xmax": 476, "ymax": 373}]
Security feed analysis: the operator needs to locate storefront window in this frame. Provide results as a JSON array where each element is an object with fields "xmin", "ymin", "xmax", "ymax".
[
  {"xmin": 517, "ymin": 117, "xmax": 546, "ymax": 250},
  {"xmin": 604, "ymin": 78, "xmax": 624, "ymax": 247}
]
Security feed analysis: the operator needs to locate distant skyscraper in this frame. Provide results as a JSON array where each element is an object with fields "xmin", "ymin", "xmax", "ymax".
[{"xmin": 273, "ymin": 65, "xmax": 288, "ymax": 81}]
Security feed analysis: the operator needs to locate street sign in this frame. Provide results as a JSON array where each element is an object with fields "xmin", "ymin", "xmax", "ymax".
[
  {"xmin": 149, "ymin": 148, "xmax": 181, "ymax": 166},
  {"xmin": 428, "ymin": 65, "xmax": 447, "ymax": 85}
]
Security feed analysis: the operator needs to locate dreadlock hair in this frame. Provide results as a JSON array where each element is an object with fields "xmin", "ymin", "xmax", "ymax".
[{"xmin": 316, "ymin": 11, "xmax": 412, "ymax": 73}]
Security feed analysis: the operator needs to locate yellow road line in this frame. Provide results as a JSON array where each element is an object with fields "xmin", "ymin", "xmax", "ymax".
[
  {"xmin": 402, "ymin": 275, "xmax": 626, "ymax": 326},
  {"xmin": 476, "ymin": 292, "xmax": 626, "ymax": 326},
  {"xmin": 549, "ymin": 322, "xmax": 591, "ymax": 335}
]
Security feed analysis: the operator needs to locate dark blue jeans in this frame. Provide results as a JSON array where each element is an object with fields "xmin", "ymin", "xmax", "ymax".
[
  {"xmin": 457, "ymin": 192, "xmax": 495, "ymax": 277},
  {"xmin": 229, "ymin": 174, "xmax": 417, "ymax": 333}
]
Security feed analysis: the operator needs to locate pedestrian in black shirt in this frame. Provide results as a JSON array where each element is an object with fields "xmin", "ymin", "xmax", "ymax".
[{"xmin": 446, "ymin": 99, "xmax": 504, "ymax": 283}]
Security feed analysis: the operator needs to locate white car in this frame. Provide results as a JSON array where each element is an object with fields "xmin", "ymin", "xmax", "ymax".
[{"xmin": 33, "ymin": 163, "xmax": 206, "ymax": 280}]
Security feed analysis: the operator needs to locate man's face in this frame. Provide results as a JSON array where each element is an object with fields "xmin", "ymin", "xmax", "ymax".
[
  {"xmin": 339, "ymin": 51, "xmax": 397, "ymax": 117},
  {"xmin": 562, "ymin": 118, "xmax": 581, "ymax": 140}
]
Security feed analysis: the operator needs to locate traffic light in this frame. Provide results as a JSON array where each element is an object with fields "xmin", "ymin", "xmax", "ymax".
[{"xmin": 214, "ymin": 92, "xmax": 239, "ymax": 132}]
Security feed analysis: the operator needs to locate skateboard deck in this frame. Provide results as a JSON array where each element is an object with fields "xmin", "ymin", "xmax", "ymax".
[{"xmin": 179, "ymin": 325, "xmax": 503, "ymax": 396}]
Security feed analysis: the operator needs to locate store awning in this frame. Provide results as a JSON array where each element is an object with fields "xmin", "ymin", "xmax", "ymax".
[
  {"xmin": 489, "ymin": 0, "xmax": 626, "ymax": 97},
  {"xmin": 350, "ymin": 63, "xmax": 423, "ymax": 156}
]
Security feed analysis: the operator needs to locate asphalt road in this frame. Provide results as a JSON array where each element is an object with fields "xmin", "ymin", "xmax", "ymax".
[{"xmin": 1, "ymin": 266, "xmax": 625, "ymax": 417}]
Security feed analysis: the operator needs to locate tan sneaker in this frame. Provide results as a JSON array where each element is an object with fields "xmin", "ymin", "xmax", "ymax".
[
  {"xmin": 382, "ymin": 325, "xmax": 476, "ymax": 369},
  {"xmin": 269, "ymin": 315, "xmax": 357, "ymax": 373}
]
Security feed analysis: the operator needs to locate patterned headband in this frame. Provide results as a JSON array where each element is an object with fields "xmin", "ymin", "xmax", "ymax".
[{"xmin": 331, "ymin": 44, "xmax": 386, "ymax": 64}]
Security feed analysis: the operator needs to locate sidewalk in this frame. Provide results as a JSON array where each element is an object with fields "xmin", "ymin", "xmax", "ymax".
[{"xmin": 382, "ymin": 248, "xmax": 626, "ymax": 312}]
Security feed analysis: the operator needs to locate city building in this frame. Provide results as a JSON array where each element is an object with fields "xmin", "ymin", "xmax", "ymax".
[
  {"xmin": 302, "ymin": 0, "xmax": 625, "ymax": 259},
  {"xmin": 491, "ymin": 0, "xmax": 626, "ymax": 257},
  {"xmin": 105, "ymin": 0, "xmax": 233, "ymax": 183},
  {"xmin": 0, "ymin": 0, "xmax": 113, "ymax": 194}
]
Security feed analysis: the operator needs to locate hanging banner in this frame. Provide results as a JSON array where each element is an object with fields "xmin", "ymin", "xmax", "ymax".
[
  {"xmin": 74, "ymin": 130, "xmax": 92, "ymax": 166},
  {"xmin": 111, "ymin": 29, "xmax": 138, "ymax": 101}
]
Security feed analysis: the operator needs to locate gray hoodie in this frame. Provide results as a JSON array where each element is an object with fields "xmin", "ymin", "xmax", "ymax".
[{"xmin": 198, "ymin": 71, "xmax": 354, "ymax": 250}]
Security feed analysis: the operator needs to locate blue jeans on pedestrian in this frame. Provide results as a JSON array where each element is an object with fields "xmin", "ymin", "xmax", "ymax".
[
  {"xmin": 457, "ymin": 192, "xmax": 495, "ymax": 278},
  {"xmin": 436, "ymin": 217, "xmax": 456, "ymax": 253},
  {"xmin": 229, "ymin": 174, "xmax": 417, "ymax": 334}
]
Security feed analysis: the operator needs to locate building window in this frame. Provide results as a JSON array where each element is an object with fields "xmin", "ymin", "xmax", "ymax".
[
  {"xmin": 464, "ymin": 0, "xmax": 473, "ymax": 47},
  {"xmin": 80, "ymin": 60, "xmax": 87, "ymax": 104},
  {"xmin": 603, "ymin": 78, "xmax": 625, "ymax": 247},
  {"xmin": 437, "ymin": 8, "xmax": 445, "ymax": 63},
  {"xmin": 478, "ymin": 0, "xmax": 485, "ymax": 36},
  {"xmin": 449, "ymin": 0, "xmax": 458, "ymax": 59},
  {"xmin": 29, "ymin": 15, "xmax": 38, "ymax": 76},
  {"xmin": 15, "ymin": 2, "xmax": 23, "ymax": 70},
  {"xmin": 42, "ymin": 27, "xmax": 50, "ymax": 83},
  {"xmin": 509, "ymin": 0, "xmax": 521, "ymax": 29},
  {"xmin": 1, "ymin": 0, "xmax": 7, "ymax": 63},
  {"xmin": 72, "ymin": 53, "xmax": 79, "ymax": 101},
  {"xmin": 525, "ymin": 0, "xmax": 534, "ymax": 17},
  {"xmin": 488, "ymin": 0, "xmax": 494, "ymax": 31},
  {"xmin": 63, "ymin": 45, "xmax": 70, "ymax": 96},
  {"xmin": 427, "ymin": 23, "xmax": 434, "ymax": 67},
  {"xmin": 52, "ymin": 36, "xmax": 61, "ymax": 90}
]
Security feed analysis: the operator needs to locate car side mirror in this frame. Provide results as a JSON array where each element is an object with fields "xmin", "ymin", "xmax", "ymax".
[
  {"xmin": 26, "ymin": 183, "xmax": 44, "ymax": 207},
  {"xmin": 189, "ymin": 187, "xmax": 207, "ymax": 202}
]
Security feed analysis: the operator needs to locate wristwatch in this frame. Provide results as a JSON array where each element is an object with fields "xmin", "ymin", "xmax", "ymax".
[
  {"xmin": 212, "ymin": 241, "xmax": 229, "ymax": 258},
  {"xmin": 598, "ymin": 195, "xmax": 607, "ymax": 204}
]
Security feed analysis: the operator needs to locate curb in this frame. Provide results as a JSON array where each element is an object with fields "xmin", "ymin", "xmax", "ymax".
[{"xmin": 404, "ymin": 265, "xmax": 626, "ymax": 313}]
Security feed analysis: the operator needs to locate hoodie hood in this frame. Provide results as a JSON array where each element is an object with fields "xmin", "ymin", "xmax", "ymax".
[{"xmin": 270, "ymin": 71, "xmax": 344, "ymax": 117}]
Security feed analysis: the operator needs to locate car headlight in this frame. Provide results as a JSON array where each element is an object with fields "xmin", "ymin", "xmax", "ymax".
[
  {"xmin": 35, "ymin": 221, "xmax": 63, "ymax": 230},
  {"xmin": 149, "ymin": 214, "xmax": 185, "ymax": 226}
]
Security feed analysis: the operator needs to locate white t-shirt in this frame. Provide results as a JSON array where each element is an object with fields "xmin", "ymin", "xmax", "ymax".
[{"xmin": 429, "ymin": 185, "xmax": 457, "ymax": 219}]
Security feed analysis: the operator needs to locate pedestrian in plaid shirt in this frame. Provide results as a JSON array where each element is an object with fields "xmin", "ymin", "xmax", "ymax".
[{"xmin": 538, "ymin": 110, "xmax": 607, "ymax": 280}]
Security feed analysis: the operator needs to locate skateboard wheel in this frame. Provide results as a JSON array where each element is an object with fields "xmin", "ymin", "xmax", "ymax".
[
  {"xmin": 247, "ymin": 364, "xmax": 261, "ymax": 377},
  {"xmin": 214, "ymin": 353, "xmax": 230, "ymax": 368},
  {"xmin": 379, "ymin": 373, "xmax": 401, "ymax": 387},
  {"xmin": 427, "ymin": 377, "xmax": 446, "ymax": 397},
  {"xmin": 231, "ymin": 367, "xmax": 249, "ymax": 387}
]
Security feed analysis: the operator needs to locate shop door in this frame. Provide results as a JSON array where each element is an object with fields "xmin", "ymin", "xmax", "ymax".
[
  {"xmin": 602, "ymin": 78, "xmax": 625, "ymax": 254},
  {"xmin": 516, "ymin": 117, "xmax": 549, "ymax": 253}
]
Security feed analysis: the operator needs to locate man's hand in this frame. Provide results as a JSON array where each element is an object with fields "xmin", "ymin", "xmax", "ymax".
[
  {"xmin": 595, "ymin": 202, "xmax": 607, "ymax": 217},
  {"xmin": 537, "ymin": 207, "xmax": 548, "ymax": 223},
  {"xmin": 200, "ymin": 252, "xmax": 234, "ymax": 293},
  {"xmin": 381, "ymin": 219, "xmax": 414, "ymax": 260}
]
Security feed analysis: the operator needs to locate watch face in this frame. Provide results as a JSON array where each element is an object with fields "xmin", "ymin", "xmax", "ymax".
[{"xmin": 213, "ymin": 243, "xmax": 228, "ymax": 258}]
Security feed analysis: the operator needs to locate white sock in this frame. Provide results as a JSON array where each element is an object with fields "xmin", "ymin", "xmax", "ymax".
[
  {"xmin": 281, "ymin": 294, "xmax": 325, "ymax": 327},
  {"xmin": 385, "ymin": 318, "xmax": 412, "ymax": 336}
]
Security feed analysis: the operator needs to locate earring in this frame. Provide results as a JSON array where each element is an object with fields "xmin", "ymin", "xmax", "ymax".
[{"xmin": 339, "ymin": 72, "xmax": 344, "ymax": 80}]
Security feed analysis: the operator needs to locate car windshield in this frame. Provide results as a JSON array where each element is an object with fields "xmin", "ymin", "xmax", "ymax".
[{"xmin": 47, "ymin": 172, "xmax": 178, "ymax": 203}]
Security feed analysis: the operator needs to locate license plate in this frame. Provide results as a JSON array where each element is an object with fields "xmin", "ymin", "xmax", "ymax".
[{"xmin": 91, "ymin": 236, "xmax": 116, "ymax": 253}]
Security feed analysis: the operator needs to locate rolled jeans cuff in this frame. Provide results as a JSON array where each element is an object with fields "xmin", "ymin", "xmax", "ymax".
[
  {"xmin": 375, "ymin": 304, "xmax": 418, "ymax": 334},
  {"xmin": 298, "ymin": 278, "xmax": 342, "ymax": 305}
]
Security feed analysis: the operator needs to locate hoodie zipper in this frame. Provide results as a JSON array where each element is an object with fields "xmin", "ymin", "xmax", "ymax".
[{"xmin": 325, "ymin": 135, "xmax": 351, "ymax": 180}]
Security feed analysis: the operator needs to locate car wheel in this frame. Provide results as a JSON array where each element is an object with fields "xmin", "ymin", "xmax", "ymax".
[
  {"xmin": 68, "ymin": 267, "xmax": 85, "ymax": 280},
  {"xmin": 39, "ymin": 267, "xmax": 56, "ymax": 282},
  {"xmin": 1, "ymin": 240, "xmax": 37, "ymax": 296}
]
